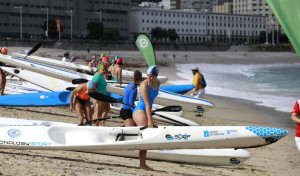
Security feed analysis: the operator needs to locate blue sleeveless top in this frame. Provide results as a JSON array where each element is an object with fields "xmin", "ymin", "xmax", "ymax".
[
  {"xmin": 122, "ymin": 82, "xmax": 138, "ymax": 111},
  {"xmin": 133, "ymin": 82, "xmax": 159, "ymax": 114}
]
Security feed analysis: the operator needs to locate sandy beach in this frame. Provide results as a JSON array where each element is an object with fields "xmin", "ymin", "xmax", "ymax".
[{"xmin": 0, "ymin": 47, "xmax": 300, "ymax": 175}]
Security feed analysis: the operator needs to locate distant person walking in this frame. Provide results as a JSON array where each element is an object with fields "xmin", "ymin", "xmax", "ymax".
[
  {"xmin": 191, "ymin": 66, "xmax": 206, "ymax": 99},
  {"xmin": 184, "ymin": 54, "xmax": 188, "ymax": 62},
  {"xmin": 173, "ymin": 54, "xmax": 176, "ymax": 60},
  {"xmin": 291, "ymin": 98, "xmax": 300, "ymax": 156}
]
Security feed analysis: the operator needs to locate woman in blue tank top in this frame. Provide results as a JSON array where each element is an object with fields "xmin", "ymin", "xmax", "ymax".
[
  {"xmin": 120, "ymin": 70, "xmax": 142, "ymax": 127},
  {"xmin": 132, "ymin": 65, "xmax": 160, "ymax": 171}
]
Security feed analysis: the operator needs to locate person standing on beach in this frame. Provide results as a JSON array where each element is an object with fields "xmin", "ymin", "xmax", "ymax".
[
  {"xmin": 191, "ymin": 66, "xmax": 205, "ymax": 99},
  {"xmin": 133, "ymin": 65, "xmax": 160, "ymax": 171},
  {"xmin": 113, "ymin": 57, "xmax": 123, "ymax": 84},
  {"xmin": 291, "ymin": 99, "xmax": 300, "ymax": 156},
  {"xmin": 121, "ymin": 70, "xmax": 142, "ymax": 127},
  {"xmin": 0, "ymin": 47, "xmax": 7, "ymax": 96},
  {"xmin": 92, "ymin": 63, "xmax": 108, "ymax": 126},
  {"xmin": 62, "ymin": 52, "xmax": 70, "ymax": 63}
]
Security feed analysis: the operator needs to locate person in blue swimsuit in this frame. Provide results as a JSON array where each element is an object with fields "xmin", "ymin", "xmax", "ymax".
[
  {"xmin": 132, "ymin": 65, "xmax": 160, "ymax": 171},
  {"xmin": 120, "ymin": 70, "xmax": 142, "ymax": 127}
]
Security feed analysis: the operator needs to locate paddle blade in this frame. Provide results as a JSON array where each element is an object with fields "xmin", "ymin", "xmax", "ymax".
[
  {"xmin": 153, "ymin": 106, "xmax": 182, "ymax": 113},
  {"xmin": 88, "ymin": 92, "xmax": 120, "ymax": 103},
  {"xmin": 72, "ymin": 78, "xmax": 88, "ymax": 84},
  {"xmin": 66, "ymin": 87, "xmax": 75, "ymax": 91},
  {"xmin": 135, "ymin": 34, "xmax": 156, "ymax": 66},
  {"xmin": 28, "ymin": 43, "xmax": 42, "ymax": 56}
]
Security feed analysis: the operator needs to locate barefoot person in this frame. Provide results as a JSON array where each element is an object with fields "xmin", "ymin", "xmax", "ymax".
[
  {"xmin": 70, "ymin": 80, "xmax": 97, "ymax": 125},
  {"xmin": 0, "ymin": 47, "xmax": 8, "ymax": 96},
  {"xmin": 121, "ymin": 70, "xmax": 142, "ymax": 126},
  {"xmin": 132, "ymin": 65, "xmax": 160, "ymax": 170},
  {"xmin": 92, "ymin": 63, "xmax": 108, "ymax": 126}
]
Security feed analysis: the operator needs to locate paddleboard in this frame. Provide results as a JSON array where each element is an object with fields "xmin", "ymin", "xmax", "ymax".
[
  {"xmin": 0, "ymin": 124, "xmax": 288, "ymax": 151},
  {"xmin": 160, "ymin": 84, "xmax": 195, "ymax": 95},
  {"xmin": 0, "ymin": 54, "xmax": 91, "ymax": 82},
  {"xmin": 1, "ymin": 66, "xmax": 74, "ymax": 91},
  {"xmin": 4, "ymin": 78, "xmax": 49, "ymax": 95},
  {"xmin": 0, "ymin": 55, "xmax": 134, "ymax": 95},
  {"xmin": 13, "ymin": 53, "xmax": 169, "ymax": 83},
  {"xmin": 0, "ymin": 117, "xmax": 251, "ymax": 165}
]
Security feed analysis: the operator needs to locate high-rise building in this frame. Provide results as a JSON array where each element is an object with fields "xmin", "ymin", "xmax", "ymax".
[
  {"xmin": 233, "ymin": 0, "xmax": 281, "ymax": 33},
  {"xmin": 0, "ymin": 0, "xmax": 131, "ymax": 39}
]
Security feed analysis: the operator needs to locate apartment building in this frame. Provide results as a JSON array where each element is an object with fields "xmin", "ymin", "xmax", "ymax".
[
  {"xmin": 129, "ymin": 7, "xmax": 265, "ymax": 43},
  {"xmin": 0, "ymin": 0, "xmax": 131, "ymax": 39}
]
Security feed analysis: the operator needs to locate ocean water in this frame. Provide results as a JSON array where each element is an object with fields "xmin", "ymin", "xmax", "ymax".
[{"xmin": 168, "ymin": 63, "xmax": 300, "ymax": 112}]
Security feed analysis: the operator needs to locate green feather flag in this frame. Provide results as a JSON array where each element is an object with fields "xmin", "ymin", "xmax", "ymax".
[
  {"xmin": 135, "ymin": 34, "xmax": 156, "ymax": 66},
  {"xmin": 266, "ymin": 0, "xmax": 300, "ymax": 58}
]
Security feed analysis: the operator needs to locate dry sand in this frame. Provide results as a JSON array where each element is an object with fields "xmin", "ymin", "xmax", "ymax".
[{"xmin": 0, "ymin": 48, "xmax": 300, "ymax": 175}]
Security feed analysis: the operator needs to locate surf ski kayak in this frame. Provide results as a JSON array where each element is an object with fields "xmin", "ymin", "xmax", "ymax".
[
  {"xmin": 0, "ymin": 117, "xmax": 251, "ymax": 166},
  {"xmin": 0, "ymin": 124, "xmax": 288, "ymax": 151},
  {"xmin": 13, "ymin": 53, "xmax": 169, "ymax": 83}
]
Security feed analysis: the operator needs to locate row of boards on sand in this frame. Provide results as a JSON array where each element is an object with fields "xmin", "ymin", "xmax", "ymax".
[
  {"xmin": 13, "ymin": 53, "xmax": 169, "ymax": 84},
  {"xmin": 0, "ymin": 58, "xmax": 215, "ymax": 112},
  {"xmin": 0, "ymin": 117, "xmax": 253, "ymax": 166},
  {"xmin": 0, "ymin": 90, "xmax": 199, "ymax": 126}
]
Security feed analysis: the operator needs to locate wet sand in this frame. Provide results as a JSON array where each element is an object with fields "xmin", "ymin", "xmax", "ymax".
[{"xmin": 0, "ymin": 48, "xmax": 300, "ymax": 175}]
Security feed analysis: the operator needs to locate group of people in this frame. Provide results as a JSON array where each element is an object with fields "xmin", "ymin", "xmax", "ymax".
[{"xmin": 69, "ymin": 52, "xmax": 160, "ymax": 170}]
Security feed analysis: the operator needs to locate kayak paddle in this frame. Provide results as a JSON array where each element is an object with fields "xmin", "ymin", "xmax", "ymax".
[
  {"xmin": 24, "ymin": 42, "xmax": 42, "ymax": 59},
  {"xmin": 89, "ymin": 92, "xmax": 135, "ymax": 108}
]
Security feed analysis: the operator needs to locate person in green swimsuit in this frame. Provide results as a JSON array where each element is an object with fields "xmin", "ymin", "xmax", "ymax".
[{"xmin": 91, "ymin": 63, "xmax": 108, "ymax": 126}]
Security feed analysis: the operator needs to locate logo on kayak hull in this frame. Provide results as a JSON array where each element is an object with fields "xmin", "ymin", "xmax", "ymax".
[
  {"xmin": 165, "ymin": 134, "xmax": 191, "ymax": 140},
  {"xmin": 8, "ymin": 129, "xmax": 21, "ymax": 138}
]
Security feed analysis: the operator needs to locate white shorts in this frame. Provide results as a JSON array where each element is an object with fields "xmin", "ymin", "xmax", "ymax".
[
  {"xmin": 193, "ymin": 89, "xmax": 205, "ymax": 99},
  {"xmin": 295, "ymin": 137, "xmax": 300, "ymax": 152}
]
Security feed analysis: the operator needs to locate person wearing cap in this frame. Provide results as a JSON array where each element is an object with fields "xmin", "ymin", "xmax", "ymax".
[
  {"xmin": 121, "ymin": 70, "xmax": 143, "ymax": 127},
  {"xmin": 111, "ymin": 55, "xmax": 118, "ymax": 78},
  {"xmin": 70, "ymin": 56, "xmax": 77, "ymax": 63},
  {"xmin": 70, "ymin": 80, "xmax": 97, "ymax": 125},
  {"xmin": 91, "ymin": 63, "xmax": 108, "ymax": 126},
  {"xmin": 112, "ymin": 57, "xmax": 123, "ymax": 83},
  {"xmin": 191, "ymin": 66, "xmax": 205, "ymax": 99},
  {"xmin": 107, "ymin": 58, "xmax": 116, "ymax": 80},
  {"xmin": 132, "ymin": 65, "xmax": 160, "ymax": 171},
  {"xmin": 62, "ymin": 52, "xmax": 70, "ymax": 63},
  {"xmin": 0, "ymin": 47, "xmax": 7, "ymax": 96}
]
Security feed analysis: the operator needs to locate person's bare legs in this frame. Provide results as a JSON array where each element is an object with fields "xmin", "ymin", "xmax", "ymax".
[
  {"xmin": 124, "ymin": 118, "xmax": 135, "ymax": 127},
  {"xmin": 83, "ymin": 101, "xmax": 92, "ymax": 124},
  {"xmin": 98, "ymin": 101, "xmax": 106, "ymax": 126},
  {"xmin": 133, "ymin": 110, "xmax": 153, "ymax": 171},
  {"xmin": 91, "ymin": 98, "xmax": 99, "ymax": 126},
  {"xmin": 74, "ymin": 99, "xmax": 84, "ymax": 125}
]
